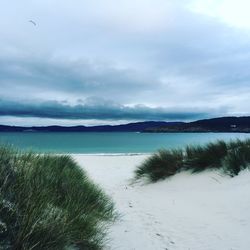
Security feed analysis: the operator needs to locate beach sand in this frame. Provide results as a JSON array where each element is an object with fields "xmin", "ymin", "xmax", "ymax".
[{"xmin": 73, "ymin": 154, "xmax": 250, "ymax": 250}]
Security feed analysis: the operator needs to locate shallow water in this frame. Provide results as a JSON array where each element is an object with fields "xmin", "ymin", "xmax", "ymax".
[{"xmin": 1, "ymin": 132, "xmax": 250, "ymax": 154}]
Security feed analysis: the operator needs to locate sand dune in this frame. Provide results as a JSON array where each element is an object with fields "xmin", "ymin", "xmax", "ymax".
[{"xmin": 73, "ymin": 154, "xmax": 250, "ymax": 250}]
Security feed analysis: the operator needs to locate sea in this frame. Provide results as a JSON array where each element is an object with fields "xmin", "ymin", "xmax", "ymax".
[{"xmin": 0, "ymin": 132, "xmax": 250, "ymax": 154}]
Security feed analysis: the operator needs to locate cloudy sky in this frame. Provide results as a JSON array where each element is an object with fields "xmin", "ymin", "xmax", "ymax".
[{"xmin": 1, "ymin": 0, "xmax": 250, "ymax": 126}]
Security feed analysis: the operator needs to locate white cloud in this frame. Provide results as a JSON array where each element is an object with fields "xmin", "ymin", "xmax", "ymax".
[{"xmin": 190, "ymin": 0, "xmax": 250, "ymax": 29}]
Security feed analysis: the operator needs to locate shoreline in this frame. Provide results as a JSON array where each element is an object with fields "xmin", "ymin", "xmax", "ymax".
[{"xmin": 69, "ymin": 152, "xmax": 152, "ymax": 156}]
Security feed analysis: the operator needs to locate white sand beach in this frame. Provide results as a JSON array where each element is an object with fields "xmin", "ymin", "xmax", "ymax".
[{"xmin": 73, "ymin": 154, "xmax": 250, "ymax": 250}]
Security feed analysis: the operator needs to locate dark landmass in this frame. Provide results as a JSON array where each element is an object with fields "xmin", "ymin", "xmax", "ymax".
[
  {"xmin": 0, "ymin": 121, "xmax": 183, "ymax": 132},
  {"xmin": 143, "ymin": 116, "xmax": 250, "ymax": 133},
  {"xmin": 1, "ymin": 116, "xmax": 250, "ymax": 133}
]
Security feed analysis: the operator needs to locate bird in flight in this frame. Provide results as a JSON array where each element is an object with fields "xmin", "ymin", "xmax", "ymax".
[{"xmin": 29, "ymin": 20, "xmax": 37, "ymax": 26}]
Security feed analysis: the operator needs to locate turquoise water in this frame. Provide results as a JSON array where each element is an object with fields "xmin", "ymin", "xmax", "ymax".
[{"xmin": 0, "ymin": 132, "xmax": 250, "ymax": 154}]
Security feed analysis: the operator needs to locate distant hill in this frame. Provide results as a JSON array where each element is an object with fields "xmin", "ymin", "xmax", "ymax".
[
  {"xmin": 143, "ymin": 116, "xmax": 250, "ymax": 133},
  {"xmin": 0, "ymin": 121, "xmax": 183, "ymax": 132},
  {"xmin": 1, "ymin": 117, "xmax": 250, "ymax": 133}
]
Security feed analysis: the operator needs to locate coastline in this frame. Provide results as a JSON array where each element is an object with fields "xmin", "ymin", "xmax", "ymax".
[{"xmin": 69, "ymin": 152, "xmax": 152, "ymax": 156}]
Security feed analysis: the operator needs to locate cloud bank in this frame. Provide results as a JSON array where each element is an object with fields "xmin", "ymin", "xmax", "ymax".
[{"xmin": 0, "ymin": 98, "xmax": 212, "ymax": 121}]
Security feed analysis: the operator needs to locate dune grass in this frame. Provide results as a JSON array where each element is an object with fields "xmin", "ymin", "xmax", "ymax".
[
  {"xmin": 0, "ymin": 146, "xmax": 116, "ymax": 250},
  {"xmin": 135, "ymin": 149, "xmax": 183, "ymax": 182},
  {"xmin": 135, "ymin": 139, "xmax": 250, "ymax": 182},
  {"xmin": 184, "ymin": 140, "xmax": 228, "ymax": 172},
  {"xmin": 223, "ymin": 141, "xmax": 250, "ymax": 177}
]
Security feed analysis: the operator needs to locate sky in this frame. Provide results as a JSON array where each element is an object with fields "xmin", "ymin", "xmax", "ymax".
[{"xmin": 1, "ymin": 0, "xmax": 250, "ymax": 126}]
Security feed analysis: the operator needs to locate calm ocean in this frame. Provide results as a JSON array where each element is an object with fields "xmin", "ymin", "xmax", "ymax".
[{"xmin": 0, "ymin": 132, "xmax": 250, "ymax": 154}]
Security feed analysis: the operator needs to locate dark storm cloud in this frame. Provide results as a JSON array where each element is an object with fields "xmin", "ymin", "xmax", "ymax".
[{"xmin": 0, "ymin": 99, "xmax": 211, "ymax": 121}]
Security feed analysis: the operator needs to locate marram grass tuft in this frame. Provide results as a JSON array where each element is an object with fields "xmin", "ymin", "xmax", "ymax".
[{"xmin": 0, "ymin": 146, "xmax": 116, "ymax": 250}]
